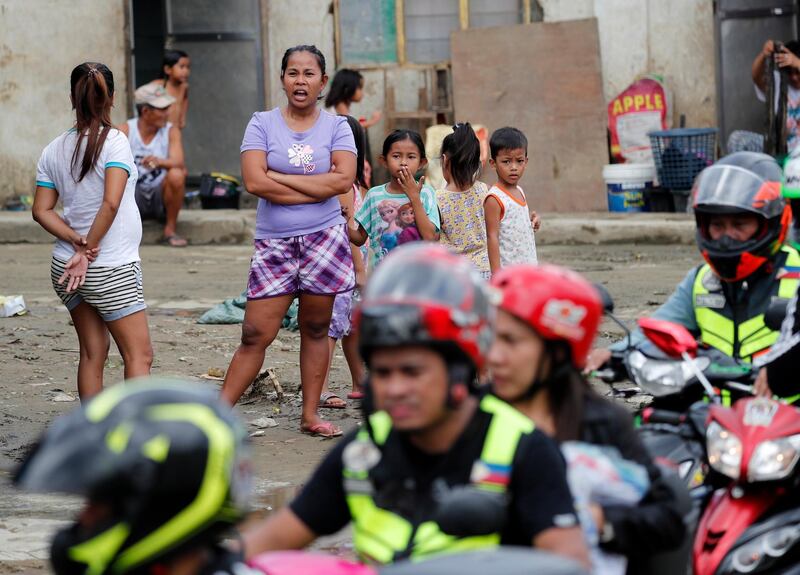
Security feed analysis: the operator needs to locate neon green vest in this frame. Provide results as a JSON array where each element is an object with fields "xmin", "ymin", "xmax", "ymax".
[
  {"xmin": 692, "ymin": 246, "xmax": 800, "ymax": 362},
  {"xmin": 343, "ymin": 394, "xmax": 534, "ymax": 564}
]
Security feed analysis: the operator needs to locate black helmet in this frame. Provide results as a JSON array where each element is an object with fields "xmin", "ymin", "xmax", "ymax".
[
  {"xmin": 693, "ymin": 152, "xmax": 790, "ymax": 282},
  {"xmin": 355, "ymin": 243, "xmax": 495, "ymax": 379},
  {"xmin": 14, "ymin": 378, "xmax": 250, "ymax": 575}
]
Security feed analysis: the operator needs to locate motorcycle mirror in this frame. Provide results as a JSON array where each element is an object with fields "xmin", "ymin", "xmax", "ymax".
[
  {"xmin": 764, "ymin": 299, "xmax": 789, "ymax": 331},
  {"xmin": 593, "ymin": 283, "xmax": 615, "ymax": 314},
  {"xmin": 638, "ymin": 317, "xmax": 698, "ymax": 359},
  {"xmin": 433, "ymin": 486, "xmax": 507, "ymax": 538}
]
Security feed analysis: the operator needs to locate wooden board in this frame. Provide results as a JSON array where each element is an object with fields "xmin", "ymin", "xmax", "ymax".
[{"xmin": 451, "ymin": 19, "xmax": 608, "ymax": 212}]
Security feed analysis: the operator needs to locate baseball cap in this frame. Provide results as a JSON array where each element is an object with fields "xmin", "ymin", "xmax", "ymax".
[{"xmin": 134, "ymin": 84, "xmax": 176, "ymax": 109}]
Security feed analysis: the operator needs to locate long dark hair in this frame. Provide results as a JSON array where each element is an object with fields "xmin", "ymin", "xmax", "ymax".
[
  {"xmin": 344, "ymin": 115, "xmax": 367, "ymax": 189},
  {"xmin": 325, "ymin": 69, "xmax": 363, "ymax": 108},
  {"xmin": 161, "ymin": 49, "xmax": 189, "ymax": 80},
  {"xmin": 441, "ymin": 123, "xmax": 480, "ymax": 190},
  {"xmin": 69, "ymin": 62, "xmax": 115, "ymax": 182},
  {"xmin": 540, "ymin": 342, "xmax": 598, "ymax": 443}
]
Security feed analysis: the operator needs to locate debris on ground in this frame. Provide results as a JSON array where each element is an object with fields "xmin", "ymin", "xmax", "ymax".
[
  {"xmin": 0, "ymin": 295, "xmax": 27, "ymax": 317},
  {"xmin": 241, "ymin": 367, "xmax": 285, "ymax": 404},
  {"xmin": 250, "ymin": 417, "xmax": 278, "ymax": 429}
]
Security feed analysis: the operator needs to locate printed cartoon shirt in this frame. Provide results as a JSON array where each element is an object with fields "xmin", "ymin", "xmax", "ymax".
[
  {"xmin": 355, "ymin": 183, "xmax": 440, "ymax": 268},
  {"xmin": 437, "ymin": 182, "xmax": 491, "ymax": 275},
  {"xmin": 241, "ymin": 108, "xmax": 356, "ymax": 239}
]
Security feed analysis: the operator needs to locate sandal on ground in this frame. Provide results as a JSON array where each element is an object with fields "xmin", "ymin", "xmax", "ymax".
[
  {"xmin": 300, "ymin": 421, "xmax": 343, "ymax": 438},
  {"xmin": 347, "ymin": 391, "xmax": 364, "ymax": 400},
  {"xmin": 159, "ymin": 234, "xmax": 188, "ymax": 247},
  {"xmin": 320, "ymin": 391, "xmax": 346, "ymax": 409}
]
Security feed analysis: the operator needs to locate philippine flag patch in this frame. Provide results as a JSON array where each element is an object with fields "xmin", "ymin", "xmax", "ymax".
[
  {"xmin": 777, "ymin": 265, "xmax": 800, "ymax": 280},
  {"xmin": 470, "ymin": 460, "xmax": 511, "ymax": 487}
]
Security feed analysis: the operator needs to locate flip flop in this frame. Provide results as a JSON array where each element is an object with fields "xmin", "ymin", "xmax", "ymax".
[
  {"xmin": 347, "ymin": 391, "xmax": 364, "ymax": 400},
  {"xmin": 301, "ymin": 421, "xmax": 343, "ymax": 439},
  {"xmin": 320, "ymin": 391, "xmax": 346, "ymax": 409},
  {"xmin": 159, "ymin": 234, "xmax": 188, "ymax": 247}
]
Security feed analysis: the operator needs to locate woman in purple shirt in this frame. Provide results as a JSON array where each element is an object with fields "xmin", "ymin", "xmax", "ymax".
[{"xmin": 221, "ymin": 45, "xmax": 357, "ymax": 438}]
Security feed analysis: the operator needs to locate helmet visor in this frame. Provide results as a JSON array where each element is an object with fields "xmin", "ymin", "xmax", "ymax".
[
  {"xmin": 693, "ymin": 165, "xmax": 784, "ymax": 218},
  {"xmin": 364, "ymin": 253, "xmax": 489, "ymax": 317}
]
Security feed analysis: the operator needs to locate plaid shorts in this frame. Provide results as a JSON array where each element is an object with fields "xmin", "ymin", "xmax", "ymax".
[{"xmin": 247, "ymin": 224, "xmax": 355, "ymax": 299}]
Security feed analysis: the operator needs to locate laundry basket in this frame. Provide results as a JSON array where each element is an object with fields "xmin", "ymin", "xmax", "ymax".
[{"xmin": 649, "ymin": 128, "xmax": 718, "ymax": 190}]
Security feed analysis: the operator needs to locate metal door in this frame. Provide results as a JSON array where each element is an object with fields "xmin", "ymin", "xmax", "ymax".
[
  {"xmin": 164, "ymin": 0, "xmax": 264, "ymax": 177},
  {"xmin": 716, "ymin": 0, "xmax": 798, "ymax": 150}
]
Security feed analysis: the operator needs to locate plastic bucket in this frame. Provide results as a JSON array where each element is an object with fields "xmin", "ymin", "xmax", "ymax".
[{"xmin": 602, "ymin": 163, "xmax": 655, "ymax": 212}]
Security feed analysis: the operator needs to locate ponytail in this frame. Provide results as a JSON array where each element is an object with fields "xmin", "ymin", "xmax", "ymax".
[
  {"xmin": 440, "ymin": 122, "xmax": 481, "ymax": 190},
  {"xmin": 69, "ymin": 62, "xmax": 115, "ymax": 182}
]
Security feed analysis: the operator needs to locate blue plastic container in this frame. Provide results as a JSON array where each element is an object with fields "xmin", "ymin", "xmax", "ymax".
[
  {"xmin": 649, "ymin": 128, "xmax": 718, "ymax": 190},
  {"xmin": 603, "ymin": 164, "xmax": 654, "ymax": 212}
]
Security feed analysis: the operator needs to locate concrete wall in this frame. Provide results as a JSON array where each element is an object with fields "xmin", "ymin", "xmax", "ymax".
[
  {"xmin": 263, "ymin": 0, "xmax": 335, "ymax": 109},
  {"xmin": 542, "ymin": 0, "xmax": 716, "ymax": 128},
  {"xmin": 0, "ymin": 0, "xmax": 129, "ymax": 203}
]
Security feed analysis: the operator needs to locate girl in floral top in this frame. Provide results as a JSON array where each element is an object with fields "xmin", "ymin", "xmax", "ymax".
[{"xmin": 436, "ymin": 123, "xmax": 491, "ymax": 277}]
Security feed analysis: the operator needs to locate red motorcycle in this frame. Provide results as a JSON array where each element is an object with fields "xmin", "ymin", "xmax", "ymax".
[{"xmin": 693, "ymin": 396, "xmax": 800, "ymax": 575}]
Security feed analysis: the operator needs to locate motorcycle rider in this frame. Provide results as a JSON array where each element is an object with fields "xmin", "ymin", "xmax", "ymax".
[
  {"xmin": 489, "ymin": 264, "xmax": 686, "ymax": 573},
  {"xmin": 586, "ymin": 152, "xmax": 799, "ymax": 377},
  {"xmin": 755, "ymin": 152, "xmax": 800, "ymax": 398},
  {"xmin": 14, "ymin": 378, "xmax": 255, "ymax": 575},
  {"xmin": 243, "ymin": 243, "xmax": 590, "ymax": 568}
]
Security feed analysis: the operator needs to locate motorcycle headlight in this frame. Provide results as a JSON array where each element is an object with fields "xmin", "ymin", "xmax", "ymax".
[
  {"xmin": 748, "ymin": 434, "xmax": 800, "ymax": 482},
  {"xmin": 729, "ymin": 525, "xmax": 800, "ymax": 573},
  {"xmin": 627, "ymin": 350, "xmax": 710, "ymax": 397},
  {"xmin": 707, "ymin": 421, "xmax": 742, "ymax": 480}
]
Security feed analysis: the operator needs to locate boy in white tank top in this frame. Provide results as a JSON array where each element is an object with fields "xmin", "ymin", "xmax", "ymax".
[
  {"xmin": 485, "ymin": 127, "xmax": 541, "ymax": 274},
  {"xmin": 119, "ymin": 84, "xmax": 188, "ymax": 247}
]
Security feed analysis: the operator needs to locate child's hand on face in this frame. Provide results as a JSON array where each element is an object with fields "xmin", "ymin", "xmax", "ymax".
[{"xmin": 397, "ymin": 168, "xmax": 425, "ymax": 199}]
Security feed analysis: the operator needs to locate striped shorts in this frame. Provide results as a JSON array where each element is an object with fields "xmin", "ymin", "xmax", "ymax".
[{"xmin": 51, "ymin": 257, "xmax": 147, "ymax": 321}]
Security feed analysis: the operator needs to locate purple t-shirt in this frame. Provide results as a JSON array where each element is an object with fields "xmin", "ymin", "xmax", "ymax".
[{"xmin": 241, "ymin": 108, "xmax": 357, "ymax": 239}]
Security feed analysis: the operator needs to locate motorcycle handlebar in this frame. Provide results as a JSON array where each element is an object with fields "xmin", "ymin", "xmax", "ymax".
[{"xmin": 642, "ymin": 407, "xmax": 685, "ymax": 426}]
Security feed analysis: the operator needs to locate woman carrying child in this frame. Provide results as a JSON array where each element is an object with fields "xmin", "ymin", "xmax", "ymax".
[
  {"xmin": 348, "ymin": 129, "xmax": 440, "ymax": 267},
  {"xmin": 32, "ymin": 62, "xmax": 153, "ymax": 400},
  {"xmin": 220, "ymin": 45, "xmax": 356, "ymax": 439}
]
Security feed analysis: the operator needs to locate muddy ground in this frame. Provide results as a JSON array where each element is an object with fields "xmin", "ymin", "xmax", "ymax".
[{"xmin": 0, "ymin": 242, "xmax": 700, "ymax": 571}]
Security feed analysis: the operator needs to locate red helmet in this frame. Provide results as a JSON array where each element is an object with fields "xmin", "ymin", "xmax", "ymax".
[
  {"xmin": 355, "ymin": 243, "xmax": 494, "ymax": 373},
  {"xmin": 490, "ymin": 264, "xmax": 603, "ymax": 368},
  {"xmin": 693, "ymin": 152, "xmax": 790, "ymax": 282}
]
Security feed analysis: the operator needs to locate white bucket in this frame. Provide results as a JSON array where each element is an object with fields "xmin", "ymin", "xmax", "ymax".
[{"xmin": 602, "ymin": 163, "xmax": 655, "ymax": 212}]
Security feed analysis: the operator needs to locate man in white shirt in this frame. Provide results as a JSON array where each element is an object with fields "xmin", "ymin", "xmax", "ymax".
[{"xmin": 119, "ymin": 84, "xmax": 187, "ymax": 247}]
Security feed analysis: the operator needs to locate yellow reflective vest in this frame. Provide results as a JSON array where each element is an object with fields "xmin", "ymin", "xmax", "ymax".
[
  {"xmin": 343, "ymin": 394, "xmax": 534, "ymax": 564},
  {"xmin": 692, "ymin": 246, "xmax": 800, "ymax": 362}
]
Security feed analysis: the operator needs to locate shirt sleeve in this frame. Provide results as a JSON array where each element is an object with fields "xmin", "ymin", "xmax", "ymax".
[
  {"xmin": 102, "ymin": 131, "xmax": 134, "ymax": 176},
  {"xmin": 241, "ymin": 112, "xmax": 269, "ymax": 153},
  {"xmin": 35, "ymin": 147, "xmax": 55, "ymax": 189},
  {"xmin": 422, "ymin": 186, "xmax": 441, "ymax": 232},
  {"xmin": 289, "ymin": 434, "xmax": 352, "ymax": 536},
  {"xmin": 610, "ymin": 267, "xmax": 699, "ymax": 352},
  {"xmin": 508, "ymin": 431, "xmax": 578, "ymax": 542},
  {"xmin": 331, "ymin": 115, "xmax": 357, "ymax": 154}
]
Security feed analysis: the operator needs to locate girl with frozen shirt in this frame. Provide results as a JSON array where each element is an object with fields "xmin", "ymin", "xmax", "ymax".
[{"xmin": 220, "ymin": 45, "xmax": 357, "ymax": 439}]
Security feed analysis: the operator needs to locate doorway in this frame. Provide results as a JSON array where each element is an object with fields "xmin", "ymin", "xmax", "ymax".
[{"xmin": 129, "ymin": 0, "xmax": 264, "ymax": 178}]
